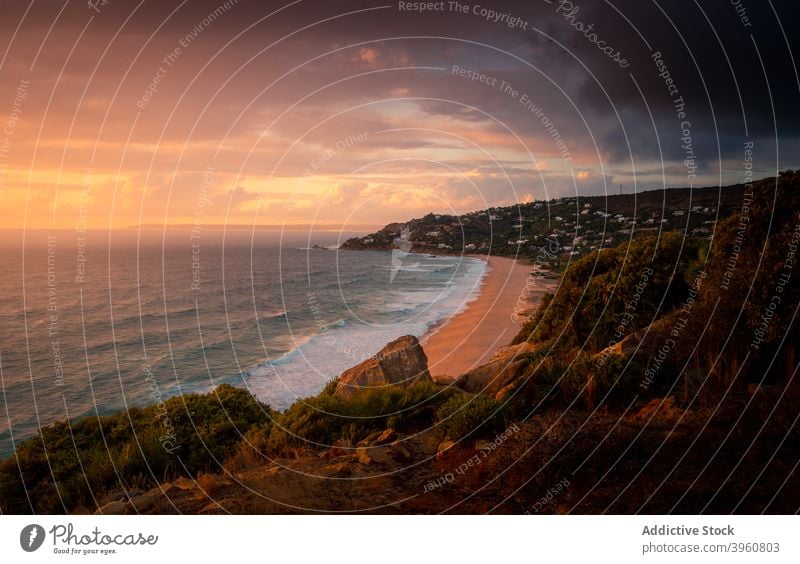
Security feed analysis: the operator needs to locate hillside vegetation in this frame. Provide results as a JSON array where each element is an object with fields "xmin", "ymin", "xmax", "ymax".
[{"xmin": 506, "ymin": 171, "xmax": 799, "ymax": 413}]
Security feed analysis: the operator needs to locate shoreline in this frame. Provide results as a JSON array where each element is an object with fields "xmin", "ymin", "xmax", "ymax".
[{"xmin": 420, "ymin": 255, "xmax": 559, "ymax": 378}]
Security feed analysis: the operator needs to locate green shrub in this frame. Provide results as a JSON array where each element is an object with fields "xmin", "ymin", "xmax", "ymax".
[
  {"xmin": 512, "ymin": 233, "xmax": 698, "ymax": 351},
  {"xmin": 224, "ymin": 424, "xmax": 273, "ymax": 471},
  {"xmin": 0, "ymin": 384, "xmax": 273, "ymax": 514},
  {"xmin": 436, "ymin": 393, "xmax": 506, "ymax": 440},
  {"xmin": 269, "ymin": 381, "xmax": 457, "ymax": 451}
]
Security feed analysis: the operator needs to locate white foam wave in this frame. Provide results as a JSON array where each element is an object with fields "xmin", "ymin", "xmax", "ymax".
[{"xmin": 244, "ymin": 256, "xmax": 487, "ymax": 409}]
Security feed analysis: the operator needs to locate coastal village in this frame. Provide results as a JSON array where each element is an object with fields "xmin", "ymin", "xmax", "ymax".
[{"xmin": 342, "ymin": 184, "xmax": 747, "ymax": 268}]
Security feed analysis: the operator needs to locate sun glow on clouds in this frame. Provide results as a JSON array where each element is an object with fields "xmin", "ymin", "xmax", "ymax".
[
  {"xmin": 357, "ymin": 48, "xmax": 380, "ymax": 65},
  {"xmin": 0, "ymin": 77, "xmax": 600, "ymax": 230}
]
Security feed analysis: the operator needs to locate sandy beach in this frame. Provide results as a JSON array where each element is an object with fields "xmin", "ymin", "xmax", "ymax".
[{"xmin": 421, "ymin": 256, "xmax": 559, "ymax": 378}]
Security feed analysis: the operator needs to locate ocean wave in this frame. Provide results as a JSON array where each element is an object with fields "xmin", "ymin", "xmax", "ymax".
[
  {"xmin": 382, "ymin": 263, "xmax": 456, "ymax": 272},
  {"xmin": 244, "ymin": 257, "xmax": 487, "ymax": 409},
  {"xmin": 337, "ymin": 276, "xmax": 368, "ymax": 287},
  {"xmin": 260, "ymin": 309, "xmax": 287, "ymax": 320},
  {"xmin": 247, "ymin": 332, "xmax": 316, "ymax": 368},
  {"xmin": 324, "ymin": 318, "xmax": 348, "ymax": 330},
  {"xmin": 0, "ymin": 248, "xmax": 489, "ymax": 456}
]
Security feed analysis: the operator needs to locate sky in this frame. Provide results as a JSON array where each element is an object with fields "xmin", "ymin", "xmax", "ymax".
[{"xmin": 0, "ymin": 0, "xmax": 797, "ymax": 230}]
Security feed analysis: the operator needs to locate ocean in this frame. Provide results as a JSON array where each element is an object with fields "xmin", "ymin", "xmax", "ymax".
[{"xmin": 0, "ymin": 230, "xmax": 486, "ymax": 458}]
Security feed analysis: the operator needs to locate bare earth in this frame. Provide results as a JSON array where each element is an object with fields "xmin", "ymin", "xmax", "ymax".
[{"xmin": 421, "ymin": 256, "xmax": 559, "ymax": 378}]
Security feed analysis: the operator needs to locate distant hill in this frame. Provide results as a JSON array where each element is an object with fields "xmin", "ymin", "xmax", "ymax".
[{"xmin": 341, "ymin": 183, "xmax": 749, "ymax": 269}]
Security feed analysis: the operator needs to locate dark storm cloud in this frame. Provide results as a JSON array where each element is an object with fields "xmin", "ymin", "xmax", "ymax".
[
  {"xmin": 7, "ymin": 1, "xmax": 796, "ymax": 129},
  {"xmin": 557, "ymin": 0, "xmax": 800, "ymax": 166}
]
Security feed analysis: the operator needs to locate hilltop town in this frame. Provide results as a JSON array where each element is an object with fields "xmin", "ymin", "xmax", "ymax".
[{"xmin": 341, "ymin": 184, "xmax": 748, "ymax": 268}]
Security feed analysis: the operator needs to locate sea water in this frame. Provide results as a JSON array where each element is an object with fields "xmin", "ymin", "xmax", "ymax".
[{"xmin": 0, "ymin": 230, "xmax": 485, "ymax": 457}]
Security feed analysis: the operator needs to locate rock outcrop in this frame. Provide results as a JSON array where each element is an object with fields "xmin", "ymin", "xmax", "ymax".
[
  {"xmin": 631, "ymin": 396, "xmax": 684, "ymax": 424},
  {"xmin": 454, "ymin": 341, "xmax": 535, "ymax": 396},
  {"xmin": 95, "ymin": 500, "xmax": 129, "ymax": 515},
  {"xmin": 334, "ymin": 335, "xmax": 432, "ymax": 398}
]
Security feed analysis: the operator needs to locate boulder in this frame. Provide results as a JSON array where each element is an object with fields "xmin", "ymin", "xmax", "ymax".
[
  {"xmin": 631, "ymin": 396, "xmax": 683, "ymax": 424},
  {"xmin": 495, "ymin": 383, "xmax": 516, "ymax": 401},
  {"xmin": 95, "ymin": 500, "xmax": 130, "ymax": 515},
  {"xmin": 356, "ymin": 447, "xmax": 372, "ymax": 465},
  {"xmin": 390, "ymin": 441, "xmax": 412, "ymax": 459},
  {"xmin": 129, "ymin": 490, "xmax": 168, "ymax": 514},
  {"xmin": 372, "ymin": 429, "xmax": 398, "ymax": 446},
  {"xmin": 324, "ymin": 461, "xmax": 354, "ymax": 476},
  {"xmin": 335, "ymin": 335, "xmax": 432, "ymax": 398},
  {"xmin": 319, "ymin": 447, "xmax": 345, "ymax": 459},
  {"xmin": 199, "ymin": 502, "xmax": 224, "ymax": 514},
  {"xmin": 473, "ymin": 440, "xmax": 492, "ymax": 452},
  {"xmin": 454, "ymin": 342, "xmax": 534, "ymax": 395},
  {"xmin": 172, "ymin": 476, "xmax": 196, "ymax": 491},
  {"xmin": 357, "ymin": 431, "xmax": 383, "ymax": 447},
  {"xmin": 432, "ymin": 373, "xmax": 456, "ymax": 385},
  {"xmin": 356, "ymin": 443, "xmax": 411, "ymax": 466},
  {"xmin": 319, "ymin": 439, "xmax": 351, "ymax": 459},
  {"xmin": 70, "ymin": 506, "xmax": 94, "ymax": 515},
  {"xmin": 436, "ymin": 440, "xmax": 456, "ymax": 459},
  {"xmin": 197, "ymin": 472, "xmax": 231, "ymax": 496}
]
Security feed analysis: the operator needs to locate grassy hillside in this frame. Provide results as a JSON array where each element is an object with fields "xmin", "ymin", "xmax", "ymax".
[
  {"xmin": 0, "ymin": 379, "xmax": 507, "ymax": 513},
  {"xmin": 0, "ymin": 385, "xmax": 274, "ymax": 513},
  {"xmin": 507, "ymin": 171, "xmax": 800, "ymax": 412}
]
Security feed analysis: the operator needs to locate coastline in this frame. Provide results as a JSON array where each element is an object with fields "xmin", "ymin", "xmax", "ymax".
[{"xmin": 421, "ymin": 255, "xmax": 559, "ymax": 377}]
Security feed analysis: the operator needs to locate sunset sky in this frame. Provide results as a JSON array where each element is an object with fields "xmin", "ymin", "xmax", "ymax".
[{"xmin": 0, "ymin": 0, "xmax": 797, "ymax": 230}]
